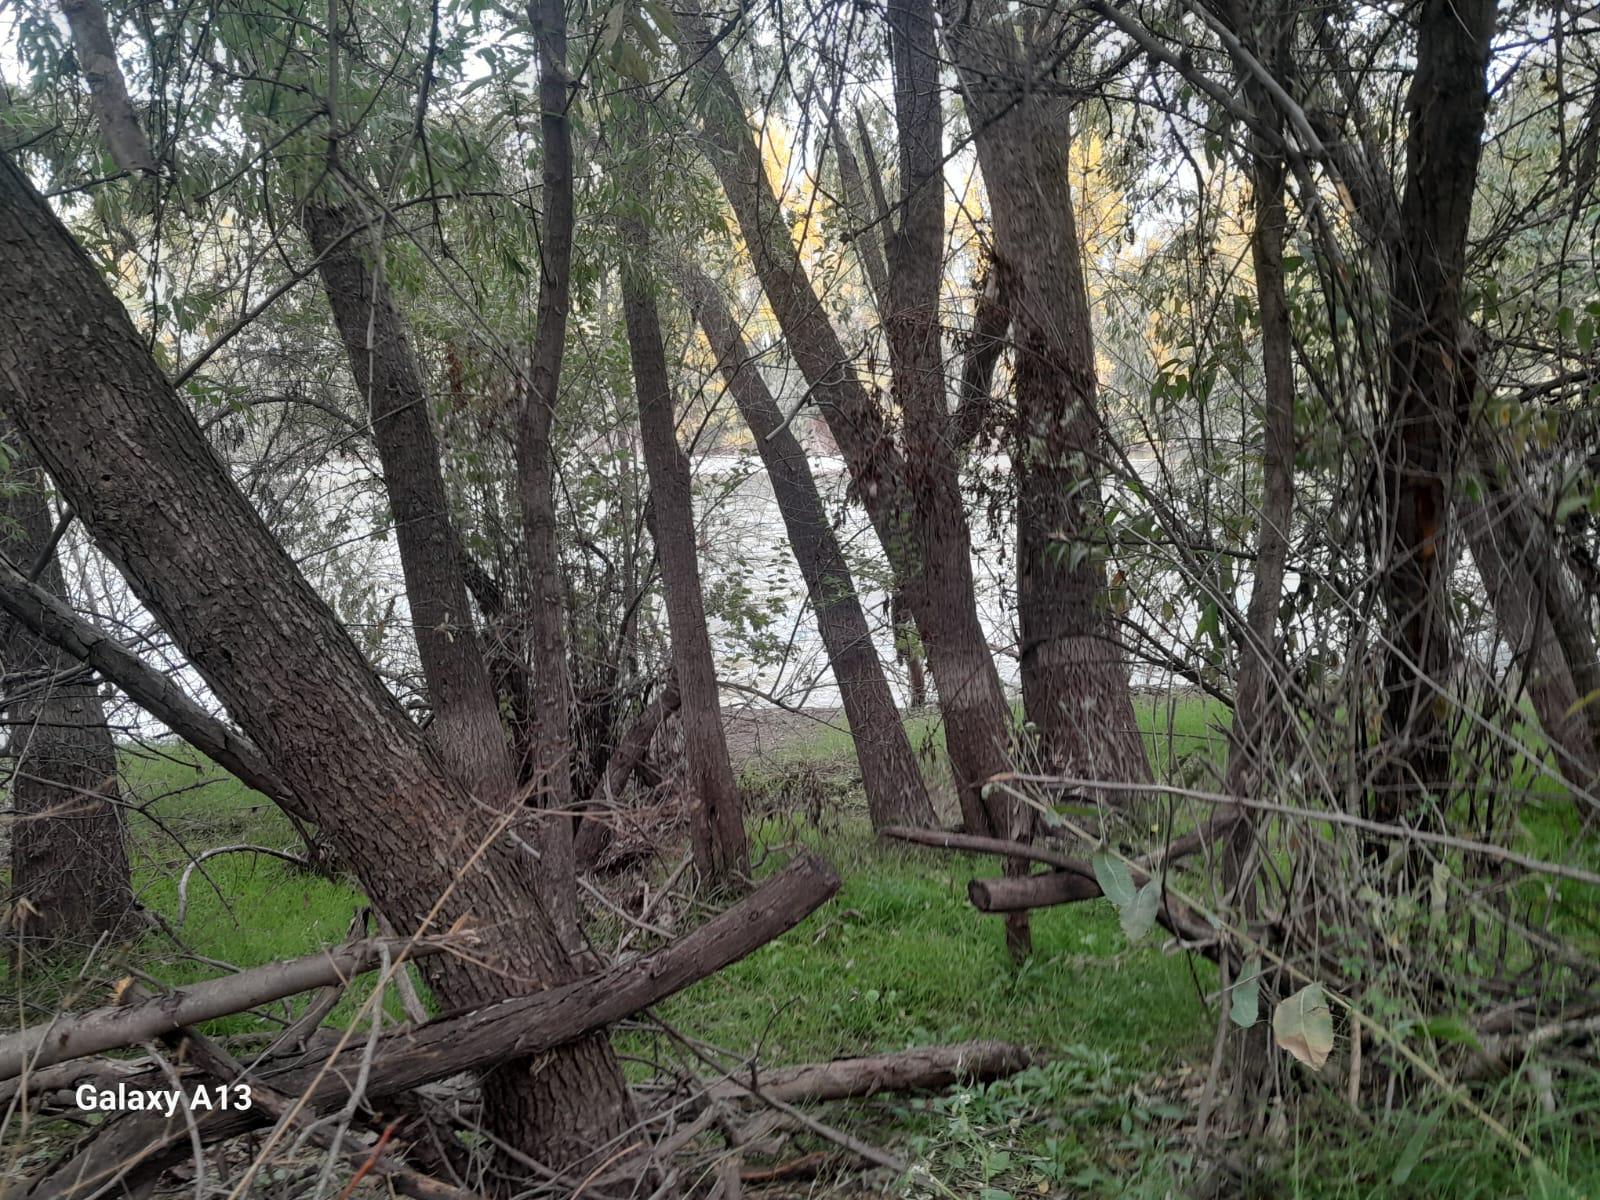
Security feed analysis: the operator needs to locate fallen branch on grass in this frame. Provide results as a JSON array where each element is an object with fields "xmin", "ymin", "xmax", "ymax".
[
  {"xmin": 175, "ymin": 843, "xmax": 317, "ymax": 925},
  {"xmin": 0, "ymin": 935, "xmax": 454, "ymax": 1082},
  {"xmin": 24, "ymin": 851, "xmax": 840, "ymax": 1200},
  {"xmin": 879, "ymin": 826, "xmax": 1214, "ymax": 943},
  {"xmin": 705, "ymin": 1040, "xmax": 1033, "ymax": 1105}
]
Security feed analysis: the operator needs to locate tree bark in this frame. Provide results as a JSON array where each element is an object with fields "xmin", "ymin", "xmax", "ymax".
[
  {"xmin": 0, "ymin": 151, "xmax": 633, "ymax": 1176},
  {"xmin": 681, "ymin": 0, "xmax": 1016, "ymax": 845},
  {"xmin": 57, "ymin": 0, "xmax": 157, "ymax": 174},
  {"xmin": 0, "ymin": 935, "xmax": 451, "ymax": 1079},
  {"xmin": 1375, "ymin": 0, "xmax": 1496, "ymax": 826},
  {"xmin": 885, "ymin": 0, "xmax": 1034, "ymax": 959},
  {"xmin": 0, "ymin": 439, "xmax": 132, "ymax": 950},
  {"xmin": 300, "ymin": 202, "xmax": 518, "ymax": 808},
  {"xmin": 514, "ymin": 0, "xmax": 582, "ymax": 947},
  {"xmin": 941, "ymin": 0, "xmax": 1151, "ymax": 795},
  {"xmin": 682, "ymin": 265, "xmax": 936, "ymax": 830},
  {"xmin": 617, "ymin": 111, "xmax": 749, "ymax": 884}
]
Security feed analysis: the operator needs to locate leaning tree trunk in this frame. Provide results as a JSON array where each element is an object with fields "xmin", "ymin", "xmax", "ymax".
[
  {"xmin": 300, "ymin": 202, "xmax": 518, "ymax": 808},
  {"xmin": 1374, "ymin": 0, "xmax": 1496, "ymax": 829},
  {"xmin": 0, "ymin": 152, "xmax": 634, "ymax": 1176},
  {"xmin": 682, "ymin": 265, "xmax": 936, "ymax": 830},
  {"xmin": 0, "ymin": 436, "xmax": 132, "ymax": 951},
  {"xmin": 681, "ymin": 0, "xmax": 1016, "ymax": 842},
  {"xmin": 1464, "ymin": 488, "xmax": 1600, "ymax": 798},
  {"xmin": 616, "ymin": 111, "xmax": 749, "ymax": 884},
  {"xmin": 885, "ymin": 0, "xmax": 1032, "ymax": 958},
  {"xmin": 941, "ymin": 0, "xmax": 1151, "ymax": 796}
]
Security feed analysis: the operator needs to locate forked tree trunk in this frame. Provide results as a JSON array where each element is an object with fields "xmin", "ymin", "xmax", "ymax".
[
  {"xmin": 0, "ymin": 152, "xmax": 634, "ymax": 1176},
  {"xmin": 682, "ymin": 266, "xmax": 936, "ymax": 830},
  {"xmin": 0, "ymin": 439, "xmax": 132, "ymax": 951},
  {"xmin": 1374, "ymin": 0, "xmax": 1496, "ymax": 828},
  {"xmin": 681, "ymin": 0, "xmax": 1016, "ymax": 844},
  {"xmin": 941, "ymin": 0, "xmax": 1151, "ymax": 794},
  {"xmin": 617, "ymin": 112, "xmax": 749, "ymax": 884}
]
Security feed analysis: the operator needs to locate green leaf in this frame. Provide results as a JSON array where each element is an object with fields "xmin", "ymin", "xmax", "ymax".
[
  {"xmin": 1092, "ymin": 849, "xmax": 1135, "ymax": 909},
  {"xmin": 1391, "ymin": 1110, "xmax": 1441, "ymax": 1185},
  {"xmin": 1230, "ymin": 957, "xmax": 1262, "ymax": 1027},
  {"xmin": 1273, "ymin": 982, "xmax": 1334, "ymax": 1069},
  {"xmin": 1120, "ymin": 877, "xmax": 1161, "ymax": 942}
]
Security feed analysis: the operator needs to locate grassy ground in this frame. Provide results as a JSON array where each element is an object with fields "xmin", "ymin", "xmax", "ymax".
[{"xmin": 3, "ymin": 698, "xmax": 1596, "ymax": 1197}]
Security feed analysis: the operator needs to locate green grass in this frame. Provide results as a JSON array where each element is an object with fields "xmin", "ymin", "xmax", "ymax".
[{"xmin": 3, "ymin": 699, "xmax": 1596, "ymax": 1197}]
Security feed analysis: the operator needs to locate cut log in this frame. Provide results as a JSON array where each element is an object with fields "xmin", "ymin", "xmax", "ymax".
[
  {"xmin": 706, "ymin": 1040, "xmax": 1033, "ymax": 1105},
  {"xmin": 24, "ymin": 851, "xmax": 839, "ymax": 1200},
  {"xmin": 0, "ymin": 936, "xmax": 452, "ymax": 1081},
  {"xmin": 968, "ymin": 872, "xmax": 1099, "ymax": 912},
  {"xmin": 880, "ymin": 825, "xmax": 1215, "ymax": 943}
]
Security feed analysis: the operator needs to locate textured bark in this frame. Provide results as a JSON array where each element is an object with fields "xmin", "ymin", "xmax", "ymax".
[
  {"xmin": 617, "ymin": 117, "xmax": 748, "ymax": 883},
  {"xmin": 683, "ymin": 266, "xmax": 936, "ymax": 830},
  {"xmin": 886, "ymin": 0, "xmax": 1032, "ymax": 959},
  {"xmin": 301, "ymin": 202, "xmax": 517, "ymax": 808},
  {"xmin": 941, "ymin": 0, "xmax": 1150, "ymax": 795},
  {"xmin": 0, "ymin": 152, "xmax": 632, "ymax": 1175},
  {"xmin": 514, "ymin": 0, "xmax": 582, "ymax": 947},
  {"xmin": 1375, "ymin": 0, "xmax": 1496, "ymax": 824},
  {"xmin": 681, "ymin": 3, "xmax": 1016, "ymax": 841},
  {"xmin": 967, "ymin": 870, "xmax": 1099, "ymax": 911},
  {"xmin": 0, "ymin": 555, "xmax": 296, "ymax": 813},
  {"xmin": 24, "ymin": 851, "xmax": 838, "ymax": 1200},
  {"xmin": 0, "ymin": 442, "xmax": 132, "ymax": 949}
]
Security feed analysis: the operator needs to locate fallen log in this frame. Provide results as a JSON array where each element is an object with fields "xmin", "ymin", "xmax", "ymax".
[
  {"xmin": 968, "ymin": 872, "xmax": 1099, "ymax": 912},
  {"xmin": 0, "ymin": 935, "xmax": 453, "ymax": 1082},
  {"xmin": 25, "ymin": 851, "xmax": 839, "ymax": 1200},
  {"xmin": 705, "ymin": 1040, "xmax": 1033, "ymax": 1105}
]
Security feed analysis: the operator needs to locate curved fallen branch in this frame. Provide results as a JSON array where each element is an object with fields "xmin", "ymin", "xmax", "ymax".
[
  {"xmin": 175, "ymin": 843, "xmax": 315, "ymax": 925},
  {"xmin": 25, "ymin": 851, "xmax": 839, "ymax": 1200}
]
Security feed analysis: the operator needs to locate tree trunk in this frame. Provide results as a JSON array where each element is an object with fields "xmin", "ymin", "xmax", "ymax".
[
  {"xmin": 0, "ymin": 151, "xmax": 633, "ymax": 1177},
  {"xmin": 1216, "ymin": 0, "xmax": 1299, "ymax": 1119},
  {"xmin": 512, "ymin": 0, "xmax": 584, "ymax": 949},
  {"xmin": 885, "ymin": 0, "xmax": 1032, "ymax": 958},
  {"xmin": 941, "ymin": 0, "xmax": 1151, "ymax": 795},
  {"xmin": 682, "ymin": 265, "xmax": 936, "ymax": 830},
  {"xmin": 1464, "ymin": 491, "xmax": 1600, "ymax": 795},
  {"xmin": 0, "ymin": 438, "xmax": 132, "ymax": 950},
  {"xmin": 617, "ymin": 114, "xmax": 749, "ymax": 884},
  {"xmin": 681, "ymin": 0, "xmax": 1016, "ymax": 843},
  {"xmin": 1375, "ymin": 0, "xmax": 1496, "ymax": 827},
  {"xmin": 300, "ymin": 202, "xmax": 518, "ymax": 807}
]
